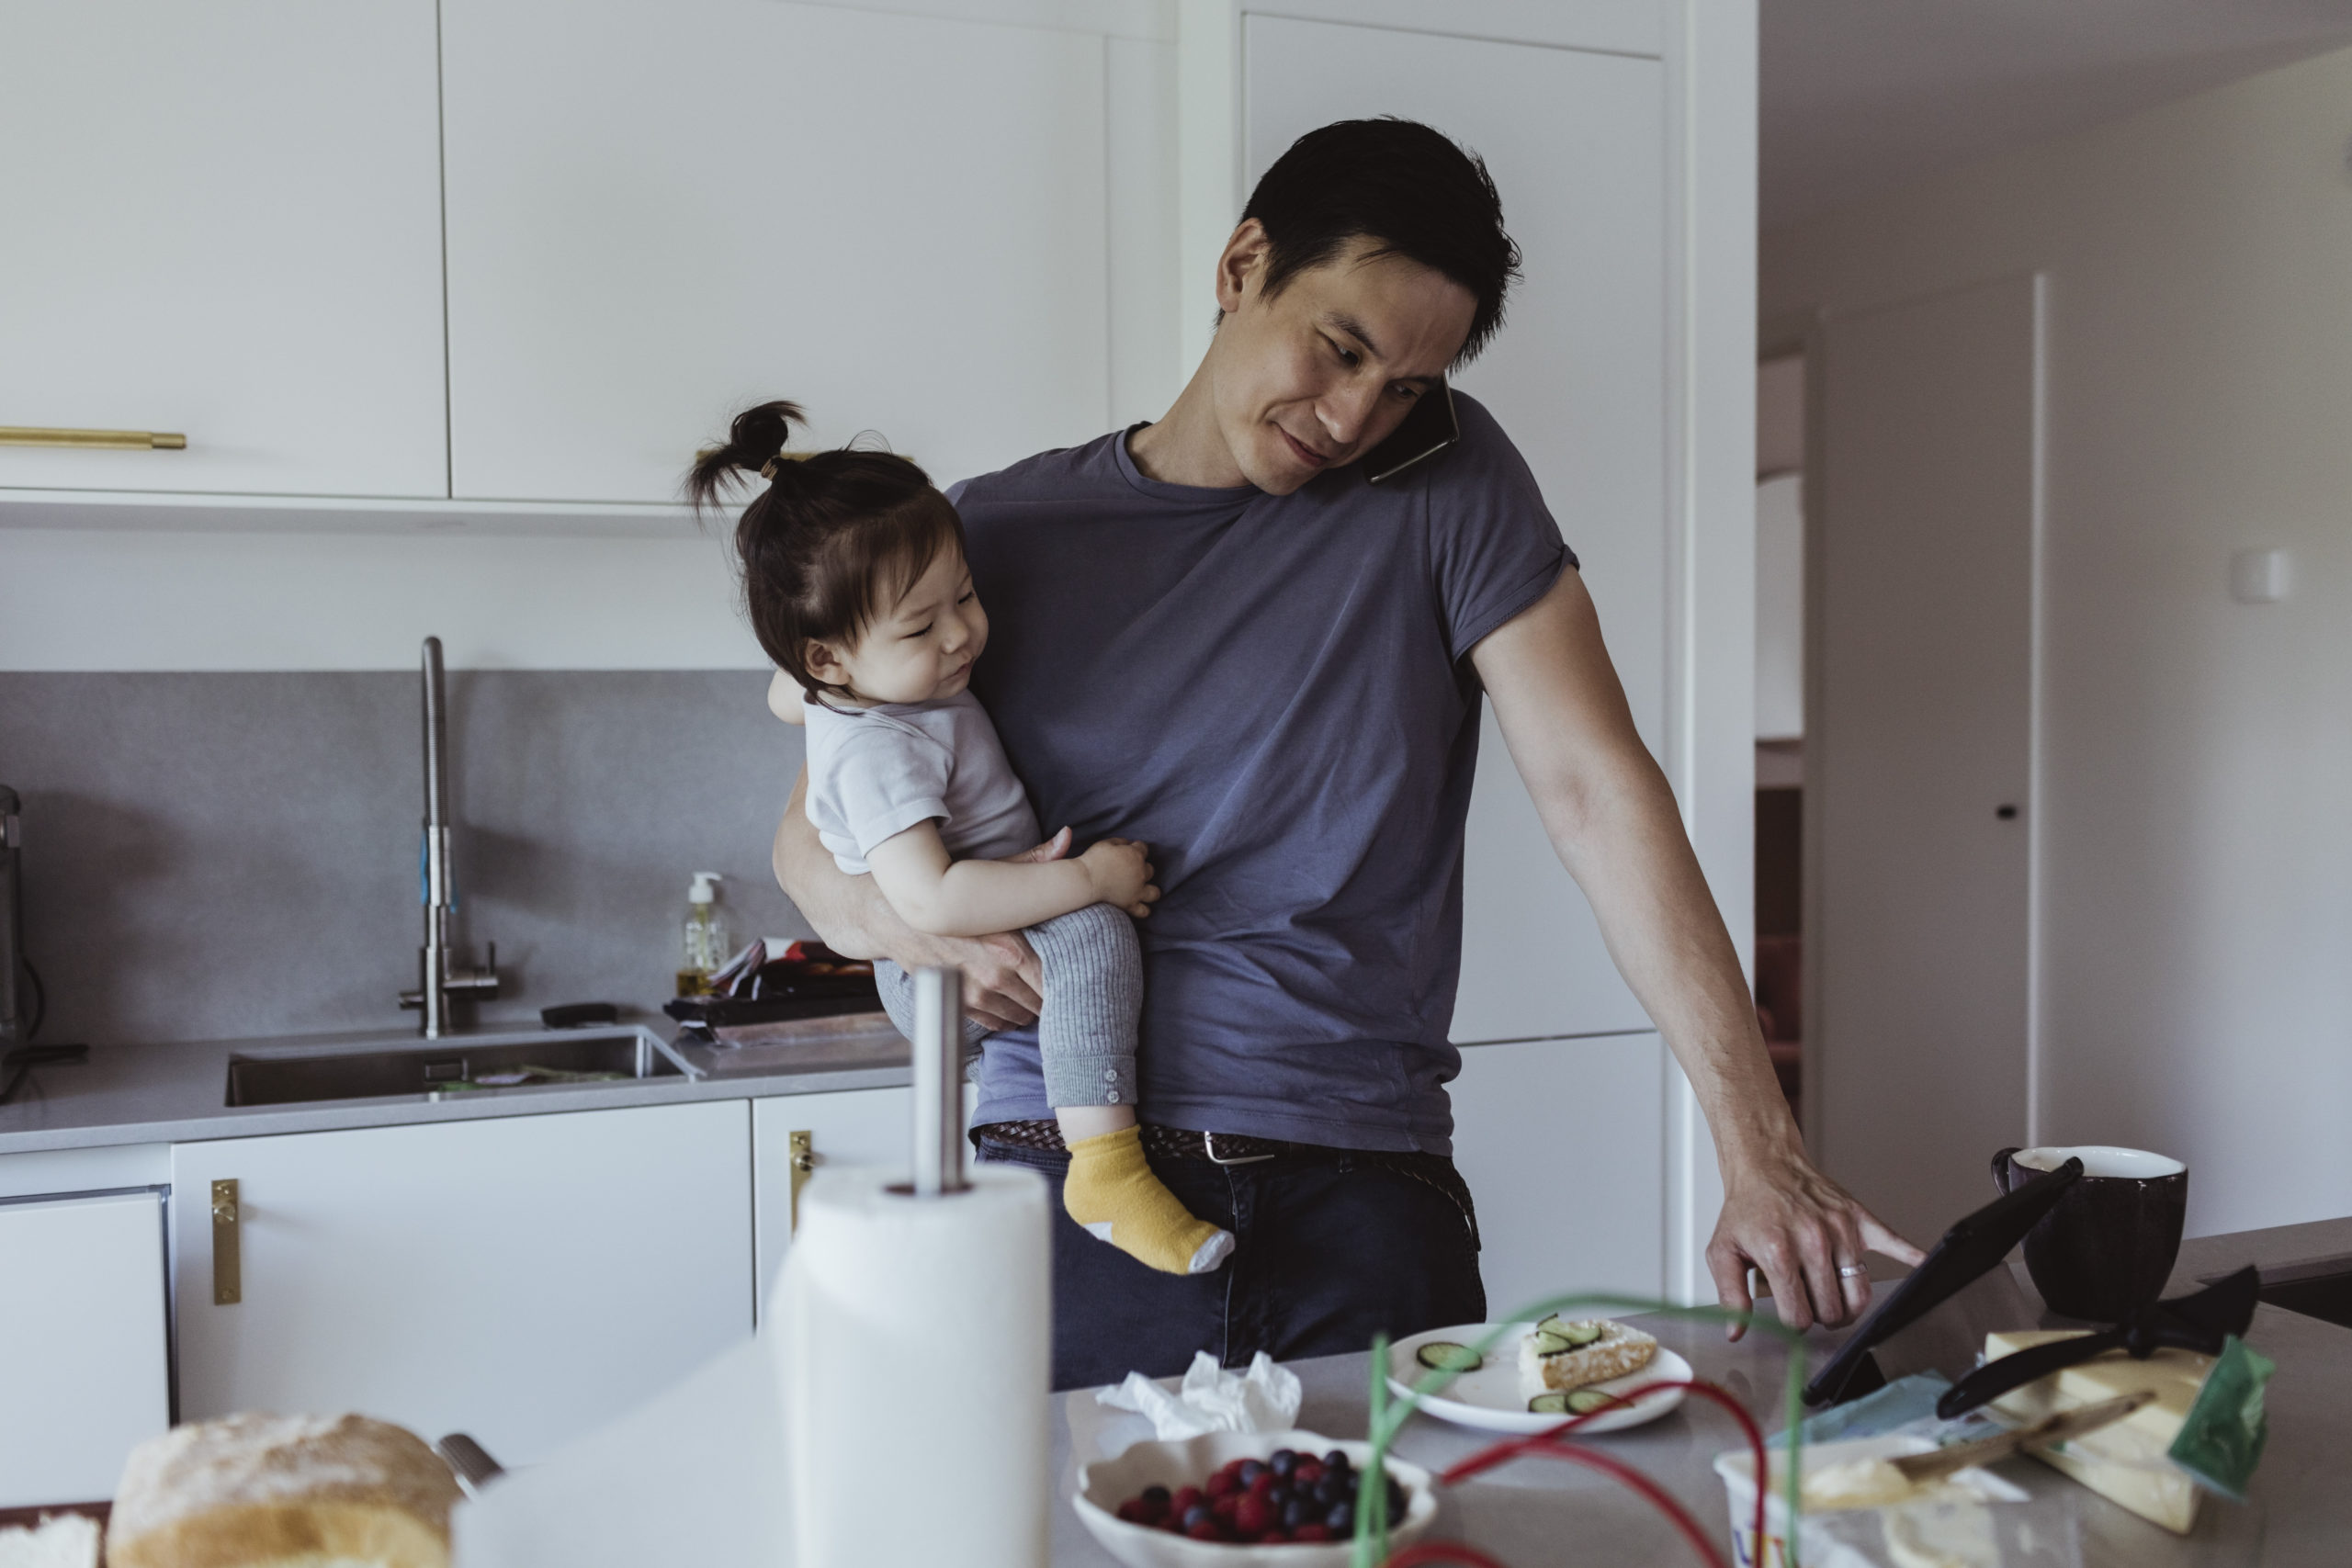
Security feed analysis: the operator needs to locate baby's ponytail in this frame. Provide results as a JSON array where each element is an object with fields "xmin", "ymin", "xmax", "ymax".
[{"xmin": 685, "ymin": 400, "xmax": 966, "ymax": 699}]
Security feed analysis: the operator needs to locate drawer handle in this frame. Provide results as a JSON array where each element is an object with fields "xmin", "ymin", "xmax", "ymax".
[
  {"xmin": 0, "ymin": 425, "xmax": 187, "ymax": 450},
  {"xmin": 789, "ymin": 1131, "xmax": 815, "ymax": 1235},
  {"xmin": 211, "ymin": 1179, "xmax": 241, "ymax": 1304}
]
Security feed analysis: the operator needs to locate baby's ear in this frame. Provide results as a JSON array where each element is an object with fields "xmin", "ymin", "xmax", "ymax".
[{"xmin": 766, "ymin": 669, "xmax": 806, "ymax": 725}]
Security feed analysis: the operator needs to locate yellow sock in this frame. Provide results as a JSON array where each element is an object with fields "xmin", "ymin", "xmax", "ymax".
[{"xmin": 1062, "ymin": 1127, "xmax": 1235, "ymax": 1275}]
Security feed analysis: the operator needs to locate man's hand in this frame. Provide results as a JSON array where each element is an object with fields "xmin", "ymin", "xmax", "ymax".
[{"xmin": 1708, "ymin": 1144, "xmax": 1927, "ymax": 1340}]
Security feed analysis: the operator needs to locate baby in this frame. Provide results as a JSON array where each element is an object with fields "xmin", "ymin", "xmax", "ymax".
[{"xmin": 690, "ymin": 400, "xmax": 1233, "ymax": 1276}]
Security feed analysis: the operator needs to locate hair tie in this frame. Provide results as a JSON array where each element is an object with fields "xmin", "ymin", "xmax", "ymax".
[{"xmin": 759, "ymin": 457, "xmax": 783, "ymax": 479}]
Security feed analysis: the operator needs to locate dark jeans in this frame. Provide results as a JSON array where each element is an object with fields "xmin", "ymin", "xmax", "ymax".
[{"xmin": 977, "ymin": 1135, "xmax": 1486, "ymax": 1392}]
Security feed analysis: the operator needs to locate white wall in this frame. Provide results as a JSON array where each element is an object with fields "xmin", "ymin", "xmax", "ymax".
[
  {"xmin": 1763, "ymin": 45, "xmax": 2352, "ymax": 1236},
  {"xmin": 1754, "ymin": 472, "xmax": 1804, "ymax": 740}
]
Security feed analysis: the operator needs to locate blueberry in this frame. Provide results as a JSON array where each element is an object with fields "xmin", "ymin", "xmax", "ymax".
[
  {"xmin": 1281, "ymin": 1496, "xmax": 1313, "ymax": 1531},
  {"xmin": 1326, "ymin": 1501, "xmax": 1356, "ymax": 1534},
  {"xmin": 1141, "ymin": 1484, "xmax": 1170, "ymax": 1508},
  {"xmin": 1312, "ymin": 1477, "xmax": 1340, "ymax": 1507},
  {"xmin": 1385, "ymin": 1479, "xmax": 1408, "ymax": 1527},
  {"xmin": 1237, "ymin": 1460, "xmax": 1265, "ymax": 1486},
  {"xmin": 1269, "ymin": 1449, "xmax": 1298, "ymax": 1478},
  {"xmin": 1182, "ymin": 1503, "xmax": 1215, "ymax": 1532},
  {"xmin": 1266, "ymin": 1483, "xmax": 1290, "ymax": 1511},
  {"xmin": 1343, "ymin": 1470, "xmax": 1363, "ymax": 1496},
  {"xmin": 1322, "ymin": 1450, "xmax": 1351, "ymax": 1475}
]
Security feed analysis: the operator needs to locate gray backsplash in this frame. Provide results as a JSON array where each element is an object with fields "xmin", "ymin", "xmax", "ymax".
[{"xmin": 0, "ymin": 671, "xmax": 812, "ymax": 1047}]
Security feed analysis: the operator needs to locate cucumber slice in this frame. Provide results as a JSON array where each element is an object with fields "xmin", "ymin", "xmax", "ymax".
[
  {"xmin": 1528, "ymin": 1392, "xmax": 1570, "ymax": 1416},
  {"xmin": 1566, "ymin": 1387, "xmax": 1621, "ymax": 1415},
  {"xmin": 1415, "ymin": 1341, "xmax": 1483, "ymax": 1372},
  {"xmin": 1561, "ymin": 1321, "xmax": 1605, "ymax": 1348},
  {"xmin": 1528, "ymin": 1330, "xmax": 1573, "ymax": 1356},
  {"xmin": 1533, "ymin": 1314, "xmax": 1567, "ymax": 1337}
]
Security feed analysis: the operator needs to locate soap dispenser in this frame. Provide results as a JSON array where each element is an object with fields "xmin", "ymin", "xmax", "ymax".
[{"xmin": 678, "ymin": 872, "xmax": 730, "ymax": 998}]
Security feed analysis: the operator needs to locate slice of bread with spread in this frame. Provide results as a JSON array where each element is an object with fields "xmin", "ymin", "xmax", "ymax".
[{"xmin": 1518, "ymin": 1318, "xmax": 1658, "ymax": 1395}]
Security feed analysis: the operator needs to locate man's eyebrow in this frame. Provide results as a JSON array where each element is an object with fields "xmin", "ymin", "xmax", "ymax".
[{"xmin": 1329, "ymin": 312, "xmax": 1442, "ymax": 387}]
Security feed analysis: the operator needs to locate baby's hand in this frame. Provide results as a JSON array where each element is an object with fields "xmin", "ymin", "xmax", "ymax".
[{"xmin": 1079, "ymin": 837, "xmax": 1159, "ymax": 919}]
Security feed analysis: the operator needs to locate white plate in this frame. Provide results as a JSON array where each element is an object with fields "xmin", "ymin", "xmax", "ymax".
[{"xmin": 1385, "ymin": 1323, "xmax": 1691, "ymax": 1435}]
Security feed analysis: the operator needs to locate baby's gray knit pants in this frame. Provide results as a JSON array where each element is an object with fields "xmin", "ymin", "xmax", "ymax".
[{"xmin": 872, "ymin": 901, "xmax": 1143, "ymax": 1108}]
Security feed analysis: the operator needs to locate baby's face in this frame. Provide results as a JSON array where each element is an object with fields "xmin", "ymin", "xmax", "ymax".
[{"xmin": 820, "ymin": 547, "xmax": 988, "ymax": 705}]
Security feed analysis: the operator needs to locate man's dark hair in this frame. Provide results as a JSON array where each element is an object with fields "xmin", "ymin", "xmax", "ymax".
[{"xmin": 1239, "ymin": 118, "xmax": 1521, "ymax": 364}]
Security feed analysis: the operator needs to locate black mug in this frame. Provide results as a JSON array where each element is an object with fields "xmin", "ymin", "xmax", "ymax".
[{"xmin": 1993, "ymin": 1145, "xmax": 2189, "ymax": 1322}]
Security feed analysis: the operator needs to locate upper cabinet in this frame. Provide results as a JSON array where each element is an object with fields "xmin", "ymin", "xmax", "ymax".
[
  {"xmin": 439, "ymin": 0, "xmax": 1138, "ymax": 504},
  {"xmin": 0, "ymin": 0, "xmax": 448, "ymax": 498}
]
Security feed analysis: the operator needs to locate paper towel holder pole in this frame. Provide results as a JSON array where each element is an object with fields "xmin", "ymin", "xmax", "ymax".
[{"xmin": 909, "ymin": 965, "xmax": 969, "ymax": 1197}]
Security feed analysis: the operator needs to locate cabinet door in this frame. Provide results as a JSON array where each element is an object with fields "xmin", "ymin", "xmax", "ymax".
[
  {"xmin": 172, "ymin": 1101, "xmax": 751, "ymax": 1466},
  {"xmin": 0, "ymin": 1, "xmax": 447, "ymax": 498},
  {"xmin": 751, "ymin": 1088, "xmax": 909, "ymax": 1316},
  {"xmin": 1242, "ymin": 17, "xmax": 1665, "ymax": 1045},
  {"xmin": 0, "ymin": 1190, "xmax": 169, "ymax": 1506},
  {"xmin": 1449, "ymin": 1034, "xmax": 1665, "ymax": 1314},
  {"xmin": 442, "ymin": 0, "xmax": 1113, "ymax": 503}
]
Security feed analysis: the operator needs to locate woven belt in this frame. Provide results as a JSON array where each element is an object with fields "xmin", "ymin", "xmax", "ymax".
[
  {"xmin": 975, "ymin": 1119, "xmax": 1298, "ymax": 1165},
  {"xmin": 972, "ymin": 1119, "xmax": 1482, "ymax": 1248}
]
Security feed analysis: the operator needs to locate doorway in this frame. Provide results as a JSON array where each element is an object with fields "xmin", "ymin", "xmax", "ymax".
[
  {"xmin": 1754, "ymin": 354, "xmax": 1805, "ymax": 1121},
  {"xmin": 1792, "ymin": 275, "xmax": 2044, "ymax": 1246}
]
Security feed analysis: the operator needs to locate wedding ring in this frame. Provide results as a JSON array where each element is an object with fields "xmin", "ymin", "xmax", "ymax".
[{"xmin": 1837, "ymin": 1265, "xmax": 1868, "ymax": 1279}]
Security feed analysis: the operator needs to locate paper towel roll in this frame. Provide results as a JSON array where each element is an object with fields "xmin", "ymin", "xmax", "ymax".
[{"xmin": 778, "ymin": 1163, "xmax": 1052, "ymax": 1568}]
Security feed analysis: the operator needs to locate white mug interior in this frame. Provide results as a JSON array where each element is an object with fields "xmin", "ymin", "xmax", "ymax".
[{"xmin": 2013, "ymin": 1145, "xmax": 2185, "ymax": 1180}]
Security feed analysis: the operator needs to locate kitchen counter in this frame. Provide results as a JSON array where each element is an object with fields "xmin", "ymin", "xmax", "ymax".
[
  {"xmin": 0, "ymin": 1013, "xmax": 913, "ymax": 1156},
  {"xmin": 1049, "ymin": 1232, "xmax": 2346, "ymax": 1566},
  {"xmin": 453, "ymin": 1214, "xmax": 2350, "ymax": 1566}
]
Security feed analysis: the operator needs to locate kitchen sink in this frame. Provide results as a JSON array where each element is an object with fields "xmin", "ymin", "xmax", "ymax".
[{"xmin": 225, "ymin": 1027, "xmax": 695, "ymax": 1108}]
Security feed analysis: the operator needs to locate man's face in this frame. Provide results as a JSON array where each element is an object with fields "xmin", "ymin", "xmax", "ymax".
[{"xmin": 1207, "ymin": 226, "xmax": 1476, "ymax": 495}]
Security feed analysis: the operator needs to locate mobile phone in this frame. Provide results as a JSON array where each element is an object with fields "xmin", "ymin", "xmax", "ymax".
[{"xmin": 1362, "ymin": 378, "xmax": 1460, "ymax": 485}]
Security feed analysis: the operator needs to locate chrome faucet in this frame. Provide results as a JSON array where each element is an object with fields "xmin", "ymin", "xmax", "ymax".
[{"xmin": 399, "ymin": 637, "xmax": 498, "ymax": 1036}]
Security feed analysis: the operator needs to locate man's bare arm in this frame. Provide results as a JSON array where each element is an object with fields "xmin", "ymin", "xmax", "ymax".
[
  {"xmin": 773, "ymin": 767, "xmax": 1051, "ymax": 1031},
  {"xmin": 1471, "ymin": 568, "xmax": 1926, "ymax": 1337}
]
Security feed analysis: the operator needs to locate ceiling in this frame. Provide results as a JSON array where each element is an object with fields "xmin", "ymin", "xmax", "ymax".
[{"xmin": 1762, "ymin": 0, "xmax": 2352, "ymax": 231}]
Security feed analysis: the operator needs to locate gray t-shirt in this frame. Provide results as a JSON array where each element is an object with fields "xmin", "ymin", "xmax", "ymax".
[
  {"xmin": 952, "ymin": 391, "xmax": 1571, "ymax": 1155},
  {"xmin": 802, "ymin": 692, "xmax": 1042, "ymax": 874}
]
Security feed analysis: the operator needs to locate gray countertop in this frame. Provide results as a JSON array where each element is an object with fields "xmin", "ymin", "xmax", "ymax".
[
  {"xmin": 1051, "ymin": 1216, "xmax": 2352, "ymax": 1566},
  {"xmin": 0, "ymin": 1012, "xmax": 914, "ymax": 1156}
]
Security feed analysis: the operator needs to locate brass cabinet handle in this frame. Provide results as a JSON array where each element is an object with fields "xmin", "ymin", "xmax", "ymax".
[
  {"xmin": 210, "ymin": 1179, "xmax": 242, "ymax": 1304},
  {"xmin": 788, "ymin": 1131, "xmax": 814, "ymax": 1235},
  {"xmin": 0, "ymin": 425, "xmax": 187, "ymax": 450}
]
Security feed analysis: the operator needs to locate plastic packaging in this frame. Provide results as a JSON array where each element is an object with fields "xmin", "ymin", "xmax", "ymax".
[{"xmin": 1715, "ymin": 1434, "xmax": 2082, "ymax": 1568}]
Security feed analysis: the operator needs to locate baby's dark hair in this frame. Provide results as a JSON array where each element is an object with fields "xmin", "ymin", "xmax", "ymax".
[{"xmin": 685, "ymin": 400, "xmax": 966, "ymax": 700}]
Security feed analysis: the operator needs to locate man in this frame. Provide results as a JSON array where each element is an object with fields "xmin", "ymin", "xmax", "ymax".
[{"xmin": 775, "ymin": 118, "xmax": 1922, "ymax": 1388}]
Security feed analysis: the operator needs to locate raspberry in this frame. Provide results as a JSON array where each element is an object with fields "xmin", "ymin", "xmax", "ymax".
[
  {"xmin": 1295, "ymin": 1522, "xmax": 1335, "ymax": 1542},
  {"xmin": 1185, "ymin": 1519, "xmax": 1224, "ymax": 1542},
  {"xmin": 1234, "ymin": 1495, "xmax": 1274, "ymax": 1537},
  {"xmin": 1204, "ymin": 1470, "xmax": 1238, "ymax": 1500}
]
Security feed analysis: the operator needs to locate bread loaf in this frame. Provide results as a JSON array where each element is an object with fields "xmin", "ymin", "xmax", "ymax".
[{"xmin": 108, "ymin": 1413, "xmax": 461, "ymax": 1568}]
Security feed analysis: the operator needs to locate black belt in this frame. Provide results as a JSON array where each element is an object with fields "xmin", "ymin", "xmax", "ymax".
[{"xmin": 972, "ymin": 1119, "xmax": 1481, "ymax": 1249}]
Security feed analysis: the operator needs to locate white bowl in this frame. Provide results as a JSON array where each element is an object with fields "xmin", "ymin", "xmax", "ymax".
[{"xmin": 1073, "ymin": 1428, "xmax": 1439, "ymax": 1568}]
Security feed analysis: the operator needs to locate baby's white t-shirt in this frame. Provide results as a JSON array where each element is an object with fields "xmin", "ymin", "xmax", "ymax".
[{"xmin": 802, "ymin": 690, "xmax": 1044, "ymax": 874}]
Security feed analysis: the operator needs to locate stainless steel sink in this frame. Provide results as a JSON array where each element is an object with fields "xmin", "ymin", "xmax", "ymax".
[{"xmin": 226, "ymin": 1027, "xmax": 696, "ymax": 1108}]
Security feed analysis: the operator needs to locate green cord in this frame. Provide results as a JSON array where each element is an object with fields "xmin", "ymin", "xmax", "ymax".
[{"xmin": 1352, "ymin": 1294, "xmax": 1810, "ymax": 1568}]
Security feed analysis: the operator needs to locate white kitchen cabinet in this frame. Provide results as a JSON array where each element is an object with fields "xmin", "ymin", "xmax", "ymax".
[
  {"xmin": 1449, "ymin": 1033, "xmax": 1666, "ymax": 1315},
  {"xmin": 0, "ymin": 1, "xmax": 447, "ymax": 498},
  {"xmin": 439, "ymin": 0, "xmax": 1131, "ymax": 503},
  {"xmin": 170, "ymin": 1100, "xmax": 752, "ymax": 1467},
  {"xmin": 1240, "ymin": 15, "xmax": 1666, "ymax": 1048},
  {"xmin": 0, "ymin": 1188, "xmax": 171, "ymax": 1506},
  {"xmin": 751, "ymin": 1088, "xmax": 910, "ymax": 1317}
]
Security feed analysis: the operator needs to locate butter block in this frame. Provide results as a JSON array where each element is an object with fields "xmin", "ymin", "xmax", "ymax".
[{"xmin": 1981, "ymin": 1329, "xmax": 2209, "ymax": 1534}]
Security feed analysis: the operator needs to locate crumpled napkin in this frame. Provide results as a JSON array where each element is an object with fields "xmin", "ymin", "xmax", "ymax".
[{"xmin": 1097, "ymin": 1350, "xmax": 1304, "ymax": 1439}]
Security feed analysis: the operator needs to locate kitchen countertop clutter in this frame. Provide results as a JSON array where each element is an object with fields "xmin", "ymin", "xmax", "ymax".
[{"xmin": 0, "ymin": 1012, "xmax": 910, "ymax": 1156}]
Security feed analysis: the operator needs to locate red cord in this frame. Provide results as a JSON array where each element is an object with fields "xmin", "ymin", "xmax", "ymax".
[
  {"xmin": 1380, "ymin": 1546, "xmax": 1515, "ymax": 1568},
  {"xmin": 1433, "ymin": 1379, "xmax": 1768, "ymax": 1565},
  {"xmin": 1519, "ymin": 1439, "xmax": 1731, "ymax": 1568}
]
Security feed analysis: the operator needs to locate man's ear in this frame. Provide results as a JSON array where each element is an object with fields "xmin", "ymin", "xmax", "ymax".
[{"xmin": 1215, "ymin": 219, "xmax": 1272, "ymax": 315}]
